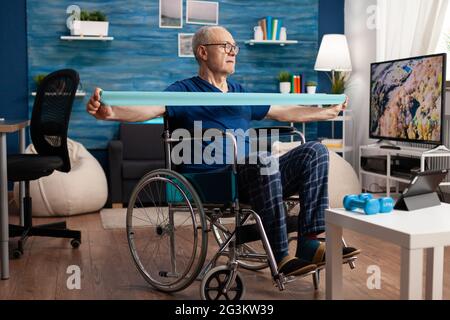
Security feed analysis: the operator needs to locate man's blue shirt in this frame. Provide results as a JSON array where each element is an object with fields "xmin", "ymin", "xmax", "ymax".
[{"xmin": 165, "ymin": 76, "xmax": 270, "ymax": 172}]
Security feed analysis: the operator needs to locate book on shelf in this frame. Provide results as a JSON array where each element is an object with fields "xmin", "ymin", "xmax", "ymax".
[
  {"xmin": 272, "ymin": 19, "xmax": 278, "ymax": 40},
  {"xmin": 259, "ymin": 19, "xmax": 267, "ymax": 40},
  {"xmin": 290, "ymin": 75, "xmax": 304, "ymax": 93},
  {"xmin": 302, "ymin": 74, "xmax": 306, "ymax": 93},
  {"xmin": 258, "ymin": 17, "xmax": 284, "ymax": 40},
  {"xmin": 266, "ymin": 16, "xmax": 272, "ymax": 41},
  {"xmin": 293, "ymin": 75, "xmax": 298, "ymax": 93},
  {"xmin": 299, "ymin": 74, "xmax": 303, "ymax": 93}
]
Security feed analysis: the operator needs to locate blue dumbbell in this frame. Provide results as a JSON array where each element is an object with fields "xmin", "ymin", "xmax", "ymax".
[
  {"xmin": 359, "ymin": 193, "xmax": 394, "ymax": 213},
  {"xmin": 343, "ymin": 194, "xmax": 395, "ymax": 215},
  {"xmin": 377, "ymin": 197, "xmax": 394, "ymax": 213},
  {"xmin": 359, "ymin": 193, "xmax": 373, "ymax": 201},
  {"xmin": 343, "ymin": 194, "xmax": 380, "ymax": 215}
]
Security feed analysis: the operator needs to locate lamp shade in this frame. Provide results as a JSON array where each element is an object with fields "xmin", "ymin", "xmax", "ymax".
[{"xmin": 314, "ymin": 34, "xmax": 352, "ymax": 72}]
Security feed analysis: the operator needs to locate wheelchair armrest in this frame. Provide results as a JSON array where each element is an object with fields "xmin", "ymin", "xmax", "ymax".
[
  {"xmin": 253, "ymin": 126, "xmax": 306, "ymax": 144},
  {"xmin": 108, "ymin": 140, "xmax": 123, "ymax": 204},
  {"xmin": 254, "ymin": 126, "xmax": 297, "ymax": 135}
]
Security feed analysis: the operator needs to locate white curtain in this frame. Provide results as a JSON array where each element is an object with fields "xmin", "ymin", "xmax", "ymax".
[{"xmin": 376, "ymin": 0, "xmax": 449, "ymax": 60}]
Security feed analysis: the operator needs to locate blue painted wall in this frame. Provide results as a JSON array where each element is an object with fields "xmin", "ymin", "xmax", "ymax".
[
  {"xmin": 318, "ymin": 0, "xmax": 345, "ymax": 138},
  {"xmin": 318, "ymin": 0, "xmax": 344, "ymax": 94},
  {"xmin": 0, "ymin": 0, "xmax": 29, "ymax": 154},
  {"xmin": 26, "ymin": 0, "xmax": 319, "ymax": 149},
  {"xmin": 1, "ymin": 0, "xmax": 344, "ymax": 171}
]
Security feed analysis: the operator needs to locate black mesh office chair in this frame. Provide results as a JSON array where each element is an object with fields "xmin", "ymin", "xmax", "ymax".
[{"xmin": 8, "ymin": 69, "xmax": 81, "ymax": 258}]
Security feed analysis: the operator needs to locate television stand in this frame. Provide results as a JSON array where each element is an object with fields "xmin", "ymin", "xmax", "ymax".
[
  {"xmin": 359, "ymin": 143, "xmax": 450, "ymax": 196},
  {"xmin": 380, "ymin": 145, "xmax": 401, "ymax": 150},
  {"xmin": 367, "ymin": 139, "xmax": 401, "ymax": 150},
  {"xmin": 423, "ymin": 145, "xmax": 450, "ymax": 154}
]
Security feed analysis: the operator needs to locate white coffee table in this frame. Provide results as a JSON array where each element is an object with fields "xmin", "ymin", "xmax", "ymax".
[{"xmin": 325, "ymin": 203, "xmax": 450, "ymax": 300}]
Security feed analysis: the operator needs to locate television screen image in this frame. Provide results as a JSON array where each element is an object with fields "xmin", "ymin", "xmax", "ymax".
[{"xmin": 370, "ymin": 53, "xmax": 446, "ymax": 144}]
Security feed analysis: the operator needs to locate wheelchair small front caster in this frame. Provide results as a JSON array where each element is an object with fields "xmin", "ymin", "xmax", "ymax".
[
  {"xmin": 12, "ymin": 248, "xmax": 23, "ymax": 259},
  {"xmin": 200, "ymin": 266, "xmax": 245, "ymax": 300},
  {"xmin": 71, "ymin": 239, "xmax": 81, "ymax": 248}
]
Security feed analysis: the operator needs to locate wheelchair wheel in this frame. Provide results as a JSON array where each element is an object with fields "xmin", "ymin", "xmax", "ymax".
[
  {"xmin": 212, "ymin": 218, "xmax": 268, "ymax": 271},
  {"xmin": 200, "ymin": 266, "xmax": 245, "ymax": 300},
  {"xmin": 127, "ymin": 169, "xmax": 208, "ymax": 293}
]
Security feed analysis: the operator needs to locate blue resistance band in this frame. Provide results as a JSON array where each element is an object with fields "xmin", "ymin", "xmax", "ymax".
[{"xmin": 100, "ymin": 91, "xmax": 346, "ymax": 107}]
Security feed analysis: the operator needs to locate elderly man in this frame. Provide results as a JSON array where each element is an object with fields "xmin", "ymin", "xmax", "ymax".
[{"xmin": 87, "ymin": 26, "xmax": 359, "ymax": 277}]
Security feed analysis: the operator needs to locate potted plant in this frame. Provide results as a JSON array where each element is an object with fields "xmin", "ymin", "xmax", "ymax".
[
  {"xmin": 32, "ymin": 74, "xmax": 48, "ymax": 93},
  {"xmin": 33, "ymin": 74, "xmax": 47, "ymax": 88},
  {"xmin": 330, "ymin": 71, "xmax": 350, "ymax": 94},
  {"xmin": 71, "ymin": 10, "xmax": 109, "ymax": 37},
  {"xmin": 306, "ymin": 81, "xmax": 317, "ymax": 94},
  {"xmin": 278, "ymin": 71, "xmax": 291, "ymax": 94}
]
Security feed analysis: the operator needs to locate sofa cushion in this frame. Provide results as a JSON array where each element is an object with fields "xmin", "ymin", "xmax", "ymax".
[
  {"xmin": 122, "ymin": 159, "xmax": 166, "ymax": 179},
  {"xmin": 120, "ymin": 124, "xmax": 165, "ymax": 160}
]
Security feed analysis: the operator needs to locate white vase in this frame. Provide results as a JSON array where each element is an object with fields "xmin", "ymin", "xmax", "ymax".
[
  {"xmin": 306, "ymin": 86, "xmax": 317, "ymax": 94},
  {"xmin": 279, "ymin": 27, "xmax": 287, "ymax": 41},
  {"xmin": 71, "ymin": 21, "xmax": 109, "ymax": 36},
  {"xmin": 254, "ymin": 26, "xmax": 263, "ymax": 41},
  {"xmin": 279, "ymin": 82, "xmax": 291, "ymax": 94}
]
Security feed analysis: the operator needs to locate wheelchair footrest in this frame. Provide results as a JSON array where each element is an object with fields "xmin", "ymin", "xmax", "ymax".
[
  {"xmin": 274, "ymin": 270, "xmax": 317, "ymax": 290},
  {"xmin": 316, "ymin": 256, "xmax": 358, "ymax": 271}
]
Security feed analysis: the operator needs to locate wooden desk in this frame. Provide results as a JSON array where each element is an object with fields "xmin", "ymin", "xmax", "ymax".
[{"xmin": 0, "ymin": 119, "xmax": 29, "ymax": 280}]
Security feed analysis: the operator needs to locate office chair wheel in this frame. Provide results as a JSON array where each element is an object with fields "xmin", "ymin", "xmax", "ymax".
[
  {"xmin": 12, "ymin": 248, "xmax": 23, "ymax": 259},
  {"xmin": 71, "ymin": 239, "xmax": 81, "ymax": 248},
  {"xmin": 212, "ymin": 218, "xmax": 268, "ymax": 271},
  {"xmin": 127, "ymin": 169, "xmax": 208, "ymax": 293},
  {"xmin": 200, "ymin": 266, "xmax": 245, "ymax": 301}
]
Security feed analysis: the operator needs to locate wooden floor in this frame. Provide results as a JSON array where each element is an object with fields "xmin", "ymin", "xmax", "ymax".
[{"xmin": 1, "ymin": 209, "xmax": 450, "ymax": 300}]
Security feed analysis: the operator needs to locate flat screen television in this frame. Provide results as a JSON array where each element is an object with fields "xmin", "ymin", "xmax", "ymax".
[{"xmin": 369, "ymin": 53, "xmax": 446, "ymax": 145}]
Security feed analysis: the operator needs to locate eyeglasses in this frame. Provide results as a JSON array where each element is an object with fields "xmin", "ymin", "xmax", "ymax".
[{"xmin": 201, "ymin": 42, "xmax": 240, "ymax": 55}]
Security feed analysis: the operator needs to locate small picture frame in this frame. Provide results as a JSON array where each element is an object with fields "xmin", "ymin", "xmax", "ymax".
[
  {"xmin": 178, "ymin": 33, "xmax": 195, "ymax": 57},
  {"xmin": 159, "ymin": 0, "xmax": 183, "ymax": 28},
  {"xmin": 186, "ymin": 1, "xmax": 219, "ymax": 25}
]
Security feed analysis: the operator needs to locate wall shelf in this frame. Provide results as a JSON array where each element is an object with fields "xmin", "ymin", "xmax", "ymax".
[
  {"xmin": 245, "ymin": 39, "xmax": 298, "ymax": 46},
  {"xmin": 31, "ymin": 90, "xmax": 86, "ymax": 97},
  {"xmin": 60, "ymin": 36, "xmax": 114, "ymax": 41}
]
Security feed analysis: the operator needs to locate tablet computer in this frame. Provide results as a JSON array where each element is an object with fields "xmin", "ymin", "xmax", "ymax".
[{"xmin": 394, "ymin": 169, "xmax": 448, "ymax": 211}]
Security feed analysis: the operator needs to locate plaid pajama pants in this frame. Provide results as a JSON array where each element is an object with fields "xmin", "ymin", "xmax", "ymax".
[{"xmin": 237, "ymin": 141, "xmax": 329, "ymax": 262}]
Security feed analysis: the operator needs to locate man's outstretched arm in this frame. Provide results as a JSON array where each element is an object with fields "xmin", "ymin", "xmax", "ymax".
[
  {"xmin": 265, "ymin": 96, "xmax": 348, "ymax": 123},
  {"xmin": 86, "ymin": 88, "xmax": 166, "ymax": 122}
]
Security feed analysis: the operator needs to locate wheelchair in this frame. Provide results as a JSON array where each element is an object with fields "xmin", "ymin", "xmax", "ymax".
[{"xmin": 125, "ymin": 116, "xmax": 358, "ymax": 300}]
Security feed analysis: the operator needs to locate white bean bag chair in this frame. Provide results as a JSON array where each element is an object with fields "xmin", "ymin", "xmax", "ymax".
[
  {"xmin": 272, "ymin": 141, "xmax": 361, "ymax": 208},
  {"xmin": 14, "ymin": 138, "xmax": 108, "ymax": 217}
]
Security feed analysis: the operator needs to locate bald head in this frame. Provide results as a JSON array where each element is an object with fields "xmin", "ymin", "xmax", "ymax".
[
  {"xmin": 191, "ymin": 26, "xmax": 237, "ymax": 76},
  {"xmin": 192, "ymin": 26, "xmax": 234, "ymax": 62}
]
